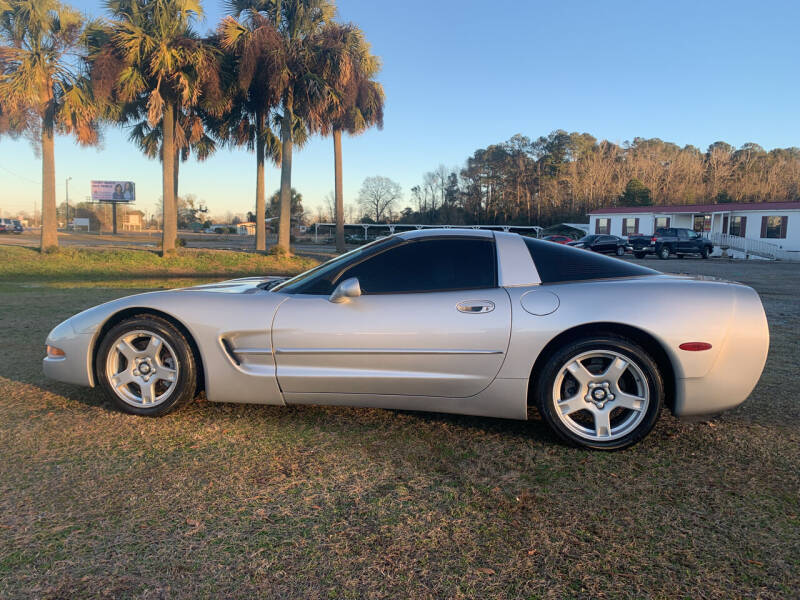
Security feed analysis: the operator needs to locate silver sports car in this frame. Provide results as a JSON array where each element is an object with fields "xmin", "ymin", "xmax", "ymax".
[{"xmin": 43, "ymin": 229, "xmax": 769, "ymax": 450}]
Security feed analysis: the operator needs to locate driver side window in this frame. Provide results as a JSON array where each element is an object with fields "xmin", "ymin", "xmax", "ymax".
[{"xmin": 338, "ymin": 238, "xmax": 496, "ymax": 294}]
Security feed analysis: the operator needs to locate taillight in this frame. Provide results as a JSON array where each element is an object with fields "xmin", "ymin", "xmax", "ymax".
[{"xmin": 651, "ymin": 236, "xmax": 658, "ymax": 242}]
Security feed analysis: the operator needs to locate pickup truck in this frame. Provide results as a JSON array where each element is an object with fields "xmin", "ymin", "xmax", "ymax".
[{"xmin": 629, "ymin": 227, "xmax": 714, "ymax": 259}]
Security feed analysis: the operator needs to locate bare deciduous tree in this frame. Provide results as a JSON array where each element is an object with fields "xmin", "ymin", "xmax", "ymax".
[{"xmin": 358, "ymin": 176, "xmax": 401, "ymax": 222}]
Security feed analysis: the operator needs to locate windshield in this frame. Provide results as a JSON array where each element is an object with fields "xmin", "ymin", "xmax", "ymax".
[{"xmin": 272, "ymin": 237, "xmax": 398, "ymax": 293}]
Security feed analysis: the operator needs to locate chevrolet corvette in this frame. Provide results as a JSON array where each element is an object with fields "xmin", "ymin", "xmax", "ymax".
[{"xmin": 43, "ymin": 229, "xmax": 769, "ymax": 449}]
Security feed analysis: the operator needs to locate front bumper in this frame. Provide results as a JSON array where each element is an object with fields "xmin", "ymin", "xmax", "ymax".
[{"xmin": 43, "ymin": 318, "xmax": 96, "ymax": 387}]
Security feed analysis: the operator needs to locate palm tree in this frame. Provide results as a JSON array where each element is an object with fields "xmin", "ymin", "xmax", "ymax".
[
  {"xmin": 217, "ymin": 10, "xmax": 283, "ymax": 251},
  {"xmin": 227, "ymin": 0, "xmax": 337, "ymax": 254},
  {"xmin": 316, "ymin": 22, "xmax": 384, "ymax": 252},
  {"xmin": 87, "ymin": 0, "xmax": 222, "ymax": 253},
  {"xmin": 0, "ymin": 0, "xmax": 99, "ymax": 250},
  {"xmin": 128, "ymin": 103, "xmax": 217, "ymax": 201}
]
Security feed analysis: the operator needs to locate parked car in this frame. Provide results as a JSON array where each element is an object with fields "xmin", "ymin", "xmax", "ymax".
[
  {"xmin": 0, "ymin": 218, "xmax": 21, "ymax": 233},
  {"xmin": 629, "ymin": 227, "xmax": 714, "ymax": 260},
  {"xmin": 43, "ymin": 229, "xmax": 769, "ymax": 450},
  {"xmin": 542, "ymin": 234, "xmax": 573, "ymax": 244},
  {"xmin": 567, "ymin": 234, "xmax": 630, "ymax": 256}
]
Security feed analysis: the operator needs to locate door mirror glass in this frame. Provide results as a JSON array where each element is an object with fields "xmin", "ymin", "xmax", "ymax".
[{"xmin": 329, "ymin": 277, "xmax": 362, "ymax": 303}]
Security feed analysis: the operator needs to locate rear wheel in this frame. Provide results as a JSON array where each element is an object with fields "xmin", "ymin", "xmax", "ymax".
[
  {"xmin": 534, "ymin": 336, "xmax": 664, "ymax": 450},
  {"xmin": 658, "ymin": 246, "xmax": 670, "ymax": 260},
  {"xmin": 96, "ymin": 315, "xmax": 197, "ymax": 416}
]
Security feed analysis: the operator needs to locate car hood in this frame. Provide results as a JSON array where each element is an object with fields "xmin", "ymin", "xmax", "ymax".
[
  {"xmin": 48, "ymin": 276, "xmax": 290, "ymax": 340},
  {"xmin": 175, "ymin": 276, "xmax": 288, "ymax": 294}
]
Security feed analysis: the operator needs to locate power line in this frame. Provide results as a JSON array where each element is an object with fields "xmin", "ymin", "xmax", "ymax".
[{"xmin": 0, "ymin": 163, "xmax": 40, "ymax": 185}]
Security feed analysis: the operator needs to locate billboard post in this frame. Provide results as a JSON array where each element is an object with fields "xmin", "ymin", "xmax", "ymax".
[{"xmin": 91, "ymin": 181, "xmax": 135, "ymax": 235}]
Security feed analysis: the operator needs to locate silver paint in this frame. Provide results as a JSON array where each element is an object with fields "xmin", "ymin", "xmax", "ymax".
[{"xmin": 43, "ymin": 230, "xmax": 769, "ymax": 421}]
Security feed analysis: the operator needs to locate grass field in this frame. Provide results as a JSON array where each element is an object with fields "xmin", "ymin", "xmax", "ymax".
[
  {"xmin": 0, "ymin": 253, "xmax": 798, "ymax": 599},
  {"xmin": 0, "ymin": 245, "xmax": 317, "ymax": 281}
]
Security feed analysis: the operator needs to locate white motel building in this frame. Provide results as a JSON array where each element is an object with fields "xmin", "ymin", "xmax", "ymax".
[{"xmin": 588, "ymin": 201, "xmax": 800, "ymax": 260}]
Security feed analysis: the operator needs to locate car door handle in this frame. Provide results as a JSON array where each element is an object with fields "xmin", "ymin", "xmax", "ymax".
[{"xmin": 456, "ymin": 300, "xmax": 495, "ymax": 314}]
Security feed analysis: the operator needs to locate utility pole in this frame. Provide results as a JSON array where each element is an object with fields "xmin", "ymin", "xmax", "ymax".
[{"xmin": 65, "ymin": 176, "xmax": 72, "ymax": 230}]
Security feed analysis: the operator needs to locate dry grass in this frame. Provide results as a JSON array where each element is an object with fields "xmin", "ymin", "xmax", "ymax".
[
  {"xmin": 0, "ymin": 257, "xmax": 798, "ymax": 599},
  {"xmin": 0, "ymin": 246, "xmax": 317, "ymax": 282}
]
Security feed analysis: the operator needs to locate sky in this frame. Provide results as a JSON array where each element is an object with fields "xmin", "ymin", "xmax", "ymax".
[{"xmin": 2, "ymin": 0, "xmax": 800, "ymax": 220}]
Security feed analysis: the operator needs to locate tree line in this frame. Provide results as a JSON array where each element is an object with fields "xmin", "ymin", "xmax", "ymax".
[
  {"xmin": 0, "ymin": 0, "xmax": 383, "ymax": 254},
  {"xmin": 386, "ymin": 132, "xmax": 800, "ymax": 227}
]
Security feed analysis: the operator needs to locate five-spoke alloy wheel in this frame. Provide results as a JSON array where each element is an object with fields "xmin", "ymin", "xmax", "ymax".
[
  {"xmin": 534, "ymin": 336, "xmax": 663, "ymax": 450},
  {"xmin": 96, "ymin": 315, "xmax": 197, "ymax": 416}
]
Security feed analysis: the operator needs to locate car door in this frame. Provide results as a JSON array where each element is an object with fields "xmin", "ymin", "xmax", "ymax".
[
  {"xmin": 676, "ymin": 229, "xmax": 691, "ymax": 252},
  {"xmin": 685, "ymin": 229, "xmax": 702, "ymax": 253},
  {"xmin": 595, "ymin": 235, "xmax": 612, "ymax": 253},
  {"xmin": 271, "ymin": 237, "xmax": 512, "ymax": 398}
]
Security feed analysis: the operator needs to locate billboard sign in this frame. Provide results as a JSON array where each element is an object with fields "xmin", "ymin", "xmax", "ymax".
[{"xmin": 91, "ymin": 180, "xmax": 135, "ymax": 203}]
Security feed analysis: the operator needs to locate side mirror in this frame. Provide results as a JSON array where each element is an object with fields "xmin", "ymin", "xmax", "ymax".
[{"xmin": 329, "ymin": 277, "xmax": 362, "ymax": 303}]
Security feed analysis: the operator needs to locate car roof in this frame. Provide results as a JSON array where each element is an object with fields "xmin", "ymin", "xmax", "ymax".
[{"xmin": 396, "ymin": 228, "xmax": 495, "ymax": 240}]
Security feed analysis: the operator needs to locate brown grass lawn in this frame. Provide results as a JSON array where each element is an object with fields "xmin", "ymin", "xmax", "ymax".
[{"xmin": 0, "ymin": 255, "xmax": 798, "ymax": 599}]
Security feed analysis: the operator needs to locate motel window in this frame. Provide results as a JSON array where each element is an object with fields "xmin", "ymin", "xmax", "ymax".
[
  {"xmin": 655, "ymin": 216, "xmax": 670, "ymax": 229},
  {"xmin": 595, "ymin": 218, "xmax": 610, "ymax": 234},
  {"xmin": 729, "ymin": 216, "xmax": 747, "ymax": 237},
  {"xmin": 621, "ymin": 217, "xmax": 639, "ymax": 236},
  {"xmin": 761, "ymin": 216, "xmax": 788, "ymax": 239},
  {"xmin": 693, "ymin": 215, "xmax": 711, "ymax": 232}
]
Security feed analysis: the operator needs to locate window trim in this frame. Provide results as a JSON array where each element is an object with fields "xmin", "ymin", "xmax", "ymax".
[
  {"xmin": 272, "ymin": 236, "xmax": 403, "ymax": 294},
  {"xmin": 761, "ymin": 215, "xmax": 788, "ymax": 239},
  {"xmin": 595, "ymin": 218, "xmax": 610, "ymax": 235},
  {"xmin": 292, "ymin": 236, "xmax": 499, "ymax": 296},
  {"xmin": 655, "ymin": 216, "xmax": 670, "ymax": 230},
  {"xmin": 621, "ymin": 217, "xmax": 639, "ymax": 236}
]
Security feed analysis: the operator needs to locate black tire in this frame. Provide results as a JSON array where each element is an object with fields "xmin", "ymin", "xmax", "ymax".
[
  {"xmin": 633, "ymin": 252, "xmax": 646, "ymax": 259},
  {"xmin": 96, "ymin": 315, "xmax": 197, "ymax": 416},
  {"xmin": 534, "ymin": 335, "xmax": 664, "ymax": 450},
  {"xmin": 700, "ymin": 246, "xmax": 710, "ymax": 259},
  {"xmin": 615, "ymin": 245, "xmax": 625, "ymax": 256},
  {"xmin": 658, "ymin": 245, "xmax": 670, "ymax": 260}
]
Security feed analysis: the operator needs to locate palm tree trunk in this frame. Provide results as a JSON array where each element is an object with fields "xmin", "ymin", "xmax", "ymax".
[
  {"xmin": 173, "ymin": 150, "xmax": 180, "ymax": 230},
  {"xmin": 173, "ymin": 106, "xmax": 180, "ymax": 231},
  {"xmin": 277, "ymin": 109, "xmax": 293, "ymax": 252},
  {"xmin": 161, "ymin": 103, "xmax": 176, "ymax": 253},
  {"xmin": 255, "ymin": 109, "xmax": 266, "ymax": 252},
  {"xmin": 334, "ymin": 129, "xmax": 345, "ymax": 253},
  {"xmin": 174, "ymin": 148, "xmax": 180, "ymax": 200},
  {"xmin": 40, "ymin": 118, "xmax": 58, "ymax": 250}
]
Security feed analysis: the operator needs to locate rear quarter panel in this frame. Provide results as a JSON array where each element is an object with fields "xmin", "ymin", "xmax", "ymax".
[{"xmin": 499, "ymin": 275, "xmax": 740, "ymax": 382}]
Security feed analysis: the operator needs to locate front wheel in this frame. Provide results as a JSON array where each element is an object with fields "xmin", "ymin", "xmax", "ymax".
[
  {"xmin": 616, "ymin": 245, "xmax": 625, "ymax": 256},
  {"xmin": 96, "ymin": 315, "xmax": 197, "ymax": 416},
  {"xmin": 534, "ymin": 336, "xmax": 664, "ymax": 450},
  {"xmin": 701, "ymin": 247, "xmax": 710, "ymax": 259},
  {"xmin": 658, "ymin": 246, "xmax": 670, "ymax": 260}
]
